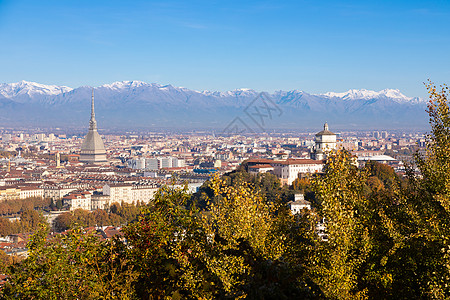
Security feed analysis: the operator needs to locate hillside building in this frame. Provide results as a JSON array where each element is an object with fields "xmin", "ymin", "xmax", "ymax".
[
  {"xmin": 313, "ymin": 122, "xmax": 336, "ymax": 160},
  {"xmin": 272, "ymin": 159, "xmax": 323, "ymax": 185}
]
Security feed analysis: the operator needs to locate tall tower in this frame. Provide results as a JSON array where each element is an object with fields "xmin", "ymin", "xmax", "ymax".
[
  {"xmin": 79, "ymin": 89, "xmax": 107, "ymax": 164},
  {"xmin": 313, "ymin": 122, "xmax": 336, "ymax": 160},
  {"xmin": 55, "ymin": 152, "xmax": 61, "ymax": 167}
]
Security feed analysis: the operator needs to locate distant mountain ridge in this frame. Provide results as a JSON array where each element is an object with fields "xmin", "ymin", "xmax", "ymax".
[{"xmin": 0, "ymin": 80, "xmax": 428, "ymax": 131}]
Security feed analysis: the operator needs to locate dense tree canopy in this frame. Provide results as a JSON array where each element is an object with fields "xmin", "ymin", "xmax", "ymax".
[
  {"xmin": 53, "ymin": 202, "xmax": 143, "ymax": 232},
  {"xmin": 0, "ymin": 210, "xmax": 45, "ymax": 236},
  {"xmin": 2, "ymin": 224, "xmax": 136, "ymax": 299},
  {"xmin": 0, "ymin": 197, "xmax": 51, "ymax": 216}
]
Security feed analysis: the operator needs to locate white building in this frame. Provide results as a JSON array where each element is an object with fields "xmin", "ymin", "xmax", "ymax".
[
  {"xmin": 272, "ymin": 159, "xmax": 324, "ymax": 185},
  {"xmin": 135, "ymin": 157, "xmax": 186, "ymax": 170},
  {"xmin": 248, "ymin": 164, "xmax": 274, "ymax": 175},
  {"xmin": 127, "ymin": 158, "xmax": 146, "ymax": 170},
  {"xmin": 103, "ymin": 184, "xmax": 132, "ymax": 203},
  {"xmin": 19, "ymin": 186, "xmax": 44, "ymax": 199},
  {"xmin": 317, "ymin": 218, "xmax": 328, "ymax": 241},
  {"xmin": 103, "ymin": 183, "xmax": 159, "ymax": 205},
  {"xmin": 145, "ymin": 158, "xmax": 159, "ymax": 170},
  {"xmin": 43, "ymin": 184, "xmax": 88, "ymax": 200},
  {"xmin": 314, "ymin": 122, "xmax": 337, "ymax": 160},
  {"xmin": 91, "ymin": 194, "xmax": 110, "ymax": 210},
  {"xmin": 172, "ymin": 157, "xmax": 186, "ymax": 168},
  {"xmin": 158, "ymin": 157, "xmax": 173, "ymax": 169},
  {"xmin": 32, "ymin": 133, "xmax": 46, "ymax": 142},
  {"xmin": 288, "ymin": 194, "xmax": 311, "ymax": 214},
  {"xmin": 63, "ymin": 191, "xmax": 92, "ymax": 211},
  {"xmin": 172, "ymin": 182, "xmax": 203, "ymax": 194},
  {"xmin": 286, "ymin": 194, "xmax": 327, "ymax": 240},
  {"xmin": 2, "ymin": 134, "xmax": 11, "ymax": 142}
]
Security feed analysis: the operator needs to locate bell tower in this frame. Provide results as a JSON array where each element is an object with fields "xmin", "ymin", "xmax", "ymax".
[{"xmin": 313, "ymin": 122, "xmax": 336, "ymax": 160}]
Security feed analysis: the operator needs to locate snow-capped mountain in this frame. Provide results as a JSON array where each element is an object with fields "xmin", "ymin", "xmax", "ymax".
[
  {"xmin": 0, "ymin": 81, "xmax": 428, "ymax": 130},
  {"xmin": 0, "ymin": 80, "xmax": 72, "ymax": 102},
  {"xmin": 319, "ymin": 89, "xmax": 424, "ymax": 104}
]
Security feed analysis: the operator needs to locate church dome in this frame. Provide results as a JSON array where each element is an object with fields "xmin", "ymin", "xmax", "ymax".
[{"xmin": 315, "ymin": 122, "xmax": 335, "ymax": 136}]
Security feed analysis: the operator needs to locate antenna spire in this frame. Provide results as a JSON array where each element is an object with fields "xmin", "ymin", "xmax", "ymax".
[{"xmin": 89, "ymin": 88, "xmax": 97, "ymax": 130}]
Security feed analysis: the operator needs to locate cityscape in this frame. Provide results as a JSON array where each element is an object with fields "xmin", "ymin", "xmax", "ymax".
[
  {"xmin": 1, "ymin": 0, "xmax": 450, "ymax": 299},
  {"xmin": 0, "ymin": 92, "xmax": 426, "ymax": 251}
]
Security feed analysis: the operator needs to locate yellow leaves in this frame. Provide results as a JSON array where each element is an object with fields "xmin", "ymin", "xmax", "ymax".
[
  {"xmin": 207, "ymin": 176, "xmax": 274, "ymax": 255},
  {"xmin": 311, "ymin": 149, "xmax": 374, "ymax": 299}
]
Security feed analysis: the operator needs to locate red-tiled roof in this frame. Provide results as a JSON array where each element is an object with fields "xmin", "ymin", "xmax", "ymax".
[
  {"xmin": 249, "ymin": 165, "xmax": 274, "ymax": 169},
  {"xmin": 247, "ymin": 158, "xmax": 324, "ymax": 166},
  {"xmin": 271, "ymin": 159, "xmax": 324, "ymax": 165}
]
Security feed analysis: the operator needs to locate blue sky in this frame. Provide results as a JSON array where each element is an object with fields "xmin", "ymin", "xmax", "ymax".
[{"xmin": 0, "ymin": 0, "xmax": 449, "ymax": 98}]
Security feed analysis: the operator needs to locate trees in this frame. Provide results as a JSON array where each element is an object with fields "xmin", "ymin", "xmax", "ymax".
[
  {"xmin": 0, "ymin": 250, "xmax": 13, "ymax": 274},
  {"xmin": 122, "ymin": 179, "xmax": 317, "ymax": 299},
  {"xmin": 205, "ymin": 176, "xmax": 317, "ymax": 298},
  {"xmin": 53, "ymin": 211, "xmax": 74, "ymax": 232},
  {"xmin": 110, "ymin": 202, "xmax": 141, "ymax": 223},
  {"xmin": 19, "ymin": 209, "xmax": 45, "ymax": 233},
  {"xmin": 202, "ymin": 176, "xmax": 280, "ymax": 297},
  {"xmin": 0, "ymin": 217, "xmax": 17, "ymax": 236},
  {"xmin": 0, "ymin": 211, "xmax": 44, "ymax": 236},
  {"xmin": 2, "ymin": 224, "xmax": 137, "ymax": 299},
  {"xmin": 311, "ymin": 150, "xmax": 371, "ymax": 299},
  {"xmin": 53, "ymin": 203, "xmax": 143, "ymax": 233},
  {"xmin": 190, "ymin": 167, "xmax": 291, "ymax": 210},
  {"xmin": 0, "ymin": 197, "xmax": 51, "ymax": 216},
  {"xmin": 364, "ymin": 160, "xmax": 400, "ymax": 192},
  {"xmin": 309, "ymin": 148, "xmax": 446, "ymax": 298},
  {"xmin": 307, "ymin": 82, "xmax": 450, "ymax": 299},
  {"xmin": 400, "ymin": 82, "xmax": 450, "ymax": 298},
  {"xmin": 123, "ymin": 185, "xmax": 211, "ymax": 298}
]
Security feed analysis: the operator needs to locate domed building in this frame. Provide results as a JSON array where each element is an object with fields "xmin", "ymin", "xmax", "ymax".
[
  {"xmin": 313, "ymin": 122, "xmax": 336, "ymax": 160},
  {"xmin": 79, "ymin": 90, "xmax": 107, "ymax": 164}
]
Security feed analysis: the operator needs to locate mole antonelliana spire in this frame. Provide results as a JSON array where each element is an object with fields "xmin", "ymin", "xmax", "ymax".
[
  {"xmin": 90, "ymin": 88, "xmax": 97, "ymax": 130},
  {"xmin": 79, "ymin": 89, "xmax": 107, "ymax": 163}
]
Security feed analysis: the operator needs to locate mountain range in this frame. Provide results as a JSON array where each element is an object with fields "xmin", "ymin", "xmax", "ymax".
[{"xmin": 0, "ymin": 80, "xmax": 429, "ymax": 131}]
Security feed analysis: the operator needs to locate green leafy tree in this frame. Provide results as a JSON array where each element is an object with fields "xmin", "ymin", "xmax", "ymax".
[
  {"xmin": 203, "ymin": 176, "xmax": 316, "ymax": 298},
  {"xmin": 124, "ymin": 179, "xmax": 316, "ymax": 299},
  {"xmin": 124, "ymin": 185, "xmax": 215, "ymax": 299}
]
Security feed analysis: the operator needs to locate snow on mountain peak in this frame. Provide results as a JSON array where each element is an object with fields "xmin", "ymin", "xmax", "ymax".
[
  {"xmin": 318, "ymin": 88, "xmax": 420, "ymax": 102},
  {"xmin": 200, "ymin": 88, "xmax": 257, "ymax": 97},
  {"xmin": 379, "ymin": 89, "xmax": 408, "ymax": 100},
  {"xmin": 100, "ymin": 80, "xmax": 148, "ymax": 90},
  {"xmin": 0, "ymin": 81, "xmax": 425, "ymax": 106},
  {"xmin": 0, "ymin": 81, "xmax": 73, "ymax": 98},
  {"xmin": 99, "ymin": 81, "xmax": 195, "ymax": 94}
]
